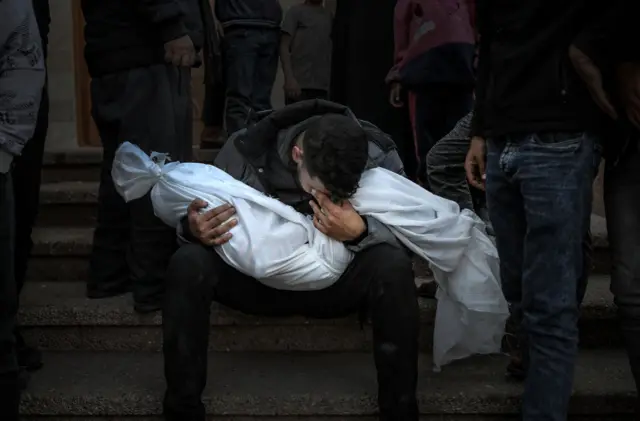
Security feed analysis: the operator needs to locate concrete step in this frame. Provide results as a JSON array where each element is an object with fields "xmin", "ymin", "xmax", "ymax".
[
  {"xmin": 25, "ymin": 226, "xmax": 433, "ymax": 280},
  {"xmin": 41, "ymin": 147, "xmax": 219, "ymax": 183},
  {"xmin": 18, "ymin": 277, "xmax": 619, "ymax": 353},
  {"xmin": 26, "ymin": 214, "xmax": 610, "ymax": 282},
  {"xmin": 20, "ymin": 350, "xmax": 636, "ymax": 418}
]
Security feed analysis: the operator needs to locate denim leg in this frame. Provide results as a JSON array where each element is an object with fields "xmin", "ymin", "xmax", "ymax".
[
  {"xmin": 485, "ymin": 140, "xmax": 527, "ymax": 357},
  {"xmin": 223, "ymin": 28, "xmax": 259, "ymax": 134},
  {"xmin": 251, "ymin": 29, "xmax": 279, "ymax": 112},
  {"xmin": 605, "ymin": 143, "xmax": 640, "ymax": 401},
  {"xmin": 516, "ymin": 132, "xmax": 599, "ymax": 421}
]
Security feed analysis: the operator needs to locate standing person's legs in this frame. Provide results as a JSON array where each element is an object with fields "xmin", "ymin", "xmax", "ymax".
[
  {"xmin": 200, "ymin": 81, "xmax": 227, "ymax": 149},
  {"xmin": 442, "ymin": 86, "xmax": 473, "ymax": 139},
  {"xmin": 88, "ymin": 76, "xmax": 133, "ymax": 299},
  {"xmin": 251, "ymin": 29, "xmax": 279, "ymax": 112},
  {"xmin": 125, "ymin": 65, "xmax": 192, "ymax": 312},
  {"xmin": 90, "ymin": 64, "xmax": 192, "ymax": 311},
  {"xmin": 605, "ymin": 142, "xmax": 640, "ymax": 409},
  {"xmin": 12, "ymin": 2, "xmax": 51, "ymax": 372},
  {"xmin": 0, "ymin": 172, "xmax": 19, "ymax": 420},
  {"xmin": 223, "ymin": 28, "xmax": 259, "ymax": 135},
  {"xmin": 163, "ymin": 243, "xmax": 419, "ymax": 421},
  {"xmin": 503, "ymin": 133, "xmax": 598, "ymax": 420},
  {"xmin": 410, "ymin": 87, "xmax": 451, "ymax": 186},
  {"xmin": 12, "ymin": 68, "xmax": 49, "ymax": 374},
  {"xmin": 485, "ymin": 139, "xmax": 528, "ymax": 378}
]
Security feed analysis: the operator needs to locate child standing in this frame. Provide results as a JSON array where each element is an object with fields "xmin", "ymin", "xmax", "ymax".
[
  {"xmin": 280, "ymin": 0, "xmax": 333, "ymax": 104},
  {"xmin": 387, "ymin": 0, "xmax": 476, "ymax": 185}
]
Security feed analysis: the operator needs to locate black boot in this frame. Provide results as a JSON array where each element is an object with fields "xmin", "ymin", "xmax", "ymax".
[
  {"xmin": 15, "ymin": 329, "xmax": 42, "ymax": 372},
  {"xmin": 0, "ymin": 371, "xmax": 21, "ymax": 420}
]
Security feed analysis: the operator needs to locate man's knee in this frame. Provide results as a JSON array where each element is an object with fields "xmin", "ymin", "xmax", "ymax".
[
  {"xmin": 166, "ymin": 244, "xmax": 217, "ymax": 294},
  {"xmin": 362, "ymin": 244, "xmax": 415, "ymax": 289}
]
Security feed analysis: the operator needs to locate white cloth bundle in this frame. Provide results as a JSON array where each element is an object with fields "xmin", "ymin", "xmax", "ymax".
[{"xmin": 112, "ymin": 142, "xmax": 508, "ymax": 369}]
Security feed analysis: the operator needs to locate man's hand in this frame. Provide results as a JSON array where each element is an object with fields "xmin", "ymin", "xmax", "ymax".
[
  {"xmin": 617, "ymin": 63, "xmax": 640, "ymax": 129},
  {"xmin": 309, "ymin": 191, "xmax": 366, "ymax": 242},
  {"xmin": 165, "ymin": 35, "xmax": 197, "ymax": 67},
  {"xmin": 284, "ymin": 77, "xmax": 302, "ymax": 100},
  {"xmin": 389, "ymin": 82, "xmax": 404, "ymax": 108},
  {"xmin": 465, "ymin": 136, "xmax": 486, "ymax": 191},
  {"xmin": 187, "ymin": 199, "xmax": 237, "ymax": 246},
  {"xmin": 569, "ymin": 44, "xmax": 618, "ymax": 120}
]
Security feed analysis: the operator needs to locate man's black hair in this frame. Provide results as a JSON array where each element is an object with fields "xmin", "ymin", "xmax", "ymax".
[{"xmin": 302, "ymin": 113, "xmax": 369, "ymax": 200}]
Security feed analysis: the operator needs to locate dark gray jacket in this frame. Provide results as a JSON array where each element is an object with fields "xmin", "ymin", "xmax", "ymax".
[{"xmin": 181, "ymin": 99, "xmax": 406, "ymax": 252}]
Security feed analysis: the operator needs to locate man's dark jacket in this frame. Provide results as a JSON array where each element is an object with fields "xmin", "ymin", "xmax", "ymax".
[
  {"xmin": 81, "ymin": 0, "xmax": 204, "ymax": 77},
  {"xmin": 471, "ymin": 1, "xmax": 617, "ymax": 138},
  {"xmin": 574, "ymin": 0, "xmax": 640, "ymax": 161},
  {"xmin": 180, "ymin": 100, "xmax": 407, "ymax": 252},
  {"xmin": 215, "ymin": 0, "xmax": 282, "ymax": 29}
]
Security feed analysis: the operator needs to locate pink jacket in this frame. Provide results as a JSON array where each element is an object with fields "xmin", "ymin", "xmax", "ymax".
[{"xmin": 387, "ymin": 0, "xmax": 476, "ymax": 87}]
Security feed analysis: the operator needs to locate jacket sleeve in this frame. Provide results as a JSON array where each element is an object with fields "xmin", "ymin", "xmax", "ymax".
[
  {"xmin": 138, "ymin": 0, "xmax": 190, "ymax": 43},
  {"xmin": 0, "ymin": 0, "xmax": 45, "ymax": 159},
  {"xmin": 571, "ymin": 2, "xmax": 623, "ymax": 69},
  {"xmin": 470, "ymin": 0, "xmax": 490, "ymax": 137},
  {"xmin": 345, "ymin": 216, "xmax": 404, "ymax": 253}
]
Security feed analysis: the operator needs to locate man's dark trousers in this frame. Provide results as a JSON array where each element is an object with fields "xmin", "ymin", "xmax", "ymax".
[
  {"xmin": 11, "ymin": 0, "xmax": 50, "ymax": 368},
  {"xmin": 605, "ymin": 137, "xmax": 640, "ymax": 410},
  {"xmin": 162, "ymin": 243, "xmax": 420, "ymax": 421},
  {"xmin": 88, "ymin": 64, "xmax": 192, "ymax": 311},
  {"xmin": 485, "ymin": 132, "xmax": 600, "ymax": 420},
  {"xmin": 223, "ymin": 27, "xmax": 279, "ymax": 134},
  {"xmin": 0, "ymin": 172, "xmax": 19, "ymax": 419}
]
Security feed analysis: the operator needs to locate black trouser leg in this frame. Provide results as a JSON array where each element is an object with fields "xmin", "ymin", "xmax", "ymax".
[
  {"xmin": 90, "ymin": 64, "xmax": 192, "ymax": 308},
  {"xmin": 365, "ymin": 248, "xmax": 420, "ymax": 421},
  {"xmin": 163, "ymin": 243, "xmax": 419, "ymax": 421},
  {"xmin": 163, "ymin": 245, "xmax": 217, "ymax": 420},
  {"xmin": 605, "ymin": 144, "xmax": 640, "ymax": 410},
  {"xmin": 13, "ymin": 71, "xmax": 48, "ymax": 298},
  {"xmin": 0, "ymin": 172, "xmax": 19, "ymax": 420}
]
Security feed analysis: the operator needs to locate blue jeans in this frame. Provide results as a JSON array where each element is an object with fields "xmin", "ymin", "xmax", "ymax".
[
  {"xmin": 485, "ymin": 132, "xmax": 601, "ymax": 421},
  {"xmin": 223, "ymin": 27, "xmax": 279, "ymax": 135}
]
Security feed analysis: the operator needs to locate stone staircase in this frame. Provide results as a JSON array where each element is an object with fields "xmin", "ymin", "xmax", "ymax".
[{"xmin": 17, "ymin": 148, "xmax": 636, "ymax": 419}]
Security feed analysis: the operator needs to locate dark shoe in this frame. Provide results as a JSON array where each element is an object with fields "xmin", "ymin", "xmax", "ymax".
[
  {"xmin": 18, "ymin": 367, "xmax": 30, "ymax": 390},
  {"xmin": 505, "ymin": 350, "xmax": 527, "ymax": 381},
  {"xmin": 417, "ymin": 281, "xmax": 437, "ymax": 299},
  {"xmin": 0, "ymin": 371, "xmax": 21, "ymax": 420},
  {"xmin": 16, "ymin": 331, "xmax": 43, "ymax": 372},
  {"xmin": 134, "ymin": 300, "xmax": 162, "ymax": 314},
  {"xmin": 18, "ymin": 344, "xmax": 43, "ymax": 372},
  {"xmin": 86, "ymin": 283, "xmax": 131, "ymax": 299},
  {"xmin": 503, "ymin": 319, "xmax": 528, "ymax": 382}
]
